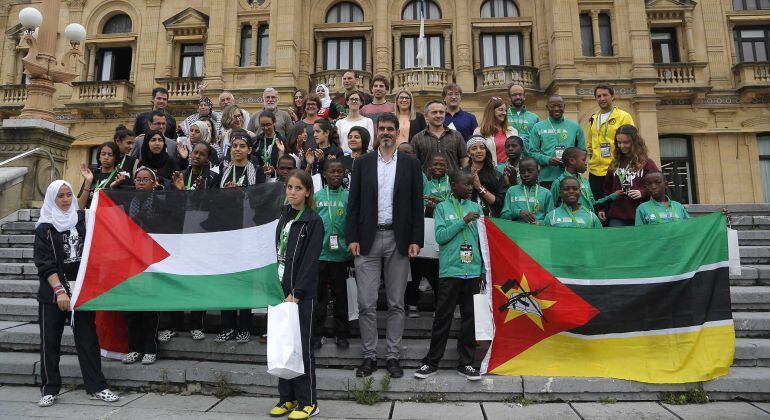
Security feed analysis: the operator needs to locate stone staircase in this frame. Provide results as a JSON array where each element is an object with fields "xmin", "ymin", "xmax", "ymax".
[{"xmin": 0, "ymin": 206, "xmax": 769, "ymax": 402}]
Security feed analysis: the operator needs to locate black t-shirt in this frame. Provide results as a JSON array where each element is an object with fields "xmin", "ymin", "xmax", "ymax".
[{"xmin": 61, "ymin": 227, "xmax": 83, "ymax": 283}]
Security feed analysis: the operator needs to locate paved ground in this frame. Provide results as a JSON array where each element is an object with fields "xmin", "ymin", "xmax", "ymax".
[{"xmin": 0, "ymin": 385, "xmax": 768, "ymax": 419}]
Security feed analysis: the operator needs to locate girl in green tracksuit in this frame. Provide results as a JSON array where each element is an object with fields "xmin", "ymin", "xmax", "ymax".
[
  {"xmin": 500, "ymin": 157, "xmax": 553, "ymax": 224},
  {"xmin": 544, "ymin": 177, "xmax": 603, "ymax": 228}
]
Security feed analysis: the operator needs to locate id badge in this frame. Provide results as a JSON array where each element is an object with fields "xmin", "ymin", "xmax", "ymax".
[
  {"xmin": 329, "ymin": 235, "xmax": 339, "ymax": 251},
  {"xmin": 600, "ymin": 142, "xmax": 611, "ymax": 158},
  {"xmin": 554, "ymin": 145, "xmax": 565, "ymax": 160},
  {"xmin": 277, "ymin": 251, "xmax": 285, "ymax": 279},
  {"xmin": 460, "ymin": 244, "xmax": 473, "ymax": 264}
]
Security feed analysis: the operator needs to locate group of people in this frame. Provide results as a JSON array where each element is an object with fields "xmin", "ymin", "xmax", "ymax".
[{"xmin": 34, "ymin": 74, "xmax": 711, "ymax": 419}]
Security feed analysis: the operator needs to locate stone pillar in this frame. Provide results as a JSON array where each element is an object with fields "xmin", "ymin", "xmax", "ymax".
[
  {"xmin": 373, "ymin": 0, "xmax": 389, "ymax": 77},
  {"xmin": 5, "ymin": 38, "xmax": 18, "ymax": 84},
  {"xmin": 633, "ymin": 98, "xmax": 661, "ymax": 165},
  {"xmin": 393, "ymin": 31, "xmax": 401, "ymax": 70},
  {"xmin": 272, "ymin": 0, "xmax": 300, "ymax": 90},
  {"xmin": 138, "ymin": 0, "xmax": 164, "ymax": 97},
  {"xmin": 87, "ymin": 44, "xmax": 96, "ymax": 81},
  {"xmin": 623, "ymin": 0, "xmax": 657, "ymax": 81},
  {"xmin": 364, "ymin": 32, "xmax": 373, "ymax": 74},
  {"xmin": 590, "ymin": 10, "xmax": 602, "ymax": 57},
  {"xmin": 609, "ymin": 10, "xmax": 619, "ymax": 56},
  {"xmin": 203, "ymin": 0, "xmax": 227, "ymax": 90},
  {"xmin": 165, "ymin": 33, "xmax": 174, "ymax": 77},
  {"xmin": 250, "ymin": 21, "xmax": 259, "ymax": 66},
  {"xmin": 315, "ymin": 37, "xmax": 323, "ymax": 73},
  {"xmin": 443, "ymin": 29, "xmax": 452, "ymax": 69},
  {"xmin": 549, "ymin": 0, "xmax": 579, "ymax": 81},
  {"xmin": 683, "ymin": 10, "xmax": 697, "ymax": 62},
  {"xmin": 471, "ymin": 30, "xmax": 481, "ymax": 69},
  {"xmin": 522, "ymin": 28, "xmax": 532, "ymax": 66},
  {"xmin": 454, "ymin": 5, "xmax": 474, "ymax": 92}
]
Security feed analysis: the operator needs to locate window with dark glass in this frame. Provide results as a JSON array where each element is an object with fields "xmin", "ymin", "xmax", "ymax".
[
  {"xmin": 95, "ymin": 48, "xmax": 132, "ymax": 81},
  {"xmin": 758, "ymin": 133, "xmax": 770, "ymax": 202},
  {"xmin": 651, "ymin": 29, "xmax": 679, "ymax": 63},
  {"xmin": 180, "ymin": 44, "xmax": 204, "ymax": 77},
  {"xmin": 324, "ymin": 38, "xmax": 365, "ymax": 70},
  {"xmin": 580, "ymin": 13, "xmax": 594, "ymax": 57},
  {"xmin": 240, "ymin": 25, "xmax": 252, "ymax": 67},
  {"xmin": 257, "ymin": 25, "xmax": 269, "ymax": 66},
  {"xmin": 401, "ymin": 35, "xmax": 443, "ymax": 68},
  {"xmin": 734, "ymin": 27, "xmax": 770, "ymax": 62},
  {"xmin": 598, "ymin": 13, "xmax": 613, "ymax": 56},
  {"xmin": 102, "ymin": 14, "xmax": 132, "ymax": 34},
  {"xmin": 326, "ymin": 2, "xmax": 364, "ymax": 23},
  {"xmin": 733, "ymin": 0, "xmax": 770, "ymax": 10},
  {"xmin": 660, "ymin": 136, "xmax": 696, "ymax": 204},
  {"xmin": 402, "ymin": 0, "xmax": 441, "ymax": 19},
  {"xmin": 480, "ymin": 0, "xmax": 520, "ymax": 18},
  {"xmin": 480, "ymin": 33, "xmax": 523, "ymax": 67}
]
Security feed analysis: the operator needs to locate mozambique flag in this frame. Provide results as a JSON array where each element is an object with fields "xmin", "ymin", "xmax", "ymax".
[
  {"xmin": 479, "ymin": 212, "xmax": 735, "ymax": 384},
  {"xmin": 71, "ymin": 184, "xmax": 285, "ymax": 311}
]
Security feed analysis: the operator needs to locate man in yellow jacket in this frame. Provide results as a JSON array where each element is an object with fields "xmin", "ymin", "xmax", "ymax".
[{"xmin": 587, "ymin": 83, "xmax": 635, "ymax": 200}]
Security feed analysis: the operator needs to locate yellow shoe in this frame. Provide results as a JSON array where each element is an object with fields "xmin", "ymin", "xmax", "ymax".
[
  {"xmin": 269, "ymin": 400, "xmax": 297, "ymax": 417},
  {"xmin": 287, "ymin": 404, "xmax": 319, "ymax": 419}
]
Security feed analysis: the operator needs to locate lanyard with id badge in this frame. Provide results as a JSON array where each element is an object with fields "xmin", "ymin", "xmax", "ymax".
[
  {"xmin": 325, "ymin": 187, "xmax": 343, "ymax": 251},
  {"xmin": 548, "ymin": 117, "xmax": 567, "ymax": 159},
  {"xmin": 451, "ymin": 198, "xmax": 474, "ymax": 264},
  {"xmin": 595, "ymin": 108, "xmax": 615, "ymax": 158},
  {"xmin": 277, "ymin": 208, "xmax": 305, "ymax": 279},
  {"xmin": 650, "ymin": 198, "xmax": 676, "ymax": 224}
]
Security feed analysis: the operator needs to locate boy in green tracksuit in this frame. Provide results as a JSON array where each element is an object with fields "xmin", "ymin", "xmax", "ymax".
[
  {"xmin": 414, "ymin": 170, "xmax": 483, "ymax": 381},
  {"xmin": 313, "ymin": 160, "xmax": 352, "ymax": 349},
  {"xmin": 423, "ymin": 153, "xmax": 451, "ymax": 218},
  {"xmin": 500, "ymin": 157, "xmax": 554, "ymax": 224},
  {"xmin": 544, "ymin": 177, "xmax": 603, "ymax": 228},
  {"xmin": 529, "ymin": 95, "xmax": 586, "ymax": 188},
  {"xmin": 496, "ymin": 135, "xmax": 524, "ymax": 187},
  {"xmin": 635, "ymin": 172, "xmax": 690, "ymax": 225},
  {"xmin": 551, "ymin": 147, "xmax": 618, "ymax": 212}
]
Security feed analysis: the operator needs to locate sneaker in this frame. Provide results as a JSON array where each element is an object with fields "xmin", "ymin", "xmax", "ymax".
[
  {"xmin": 157, "ymin": 330, "xmax": 176, "ymax": 342},
  {"xmin": 414, "ymin": 364, "xmax": 438, "ymax": 379},
  {"xmin": 386, "ymin": 358, "xmax": 403, "ymax": 378},
  {"xmin": 235, "ymin": 331, "xmax": 251, "ymax": 343},
  {"xmin": 313, "ymin": 336, "xmax": 325, "ymax": 350},
  {"xmin": 355, "ymin": 358, "xmax": 377, "ymax": 377},
  {"xmin": 122, "ymin": 352, "xmax": 141, "ymax": 364},
  {"xmin": 90, "ymin": 389, "xmax": 120, "ymax": 402},
  {"xmin": 457, "ymin": 365, "xmax": 481, "ymax": 381},
  {"xmin": 269, "ymin": 400, "xmax": 297, "ymax": 417},
  {"xmin": 141, "ymin": 353, "xmax": 157, "ymax": 365},
  {"xmin": 418, "ymin": 277, "xmax": 432, "ymax": 292},
  {"xmin": 288, "ymin": 404, "xmax": 319, "ymax": 419},
  {"xmin": 335, "ymin": 336, "xmax": 349, "ymax": 349},
  {"xmin": 258, "ymin": 333, "xmax": 268, "ymax": 344},
  {"xmin": 37, "ymin": 394, "xmax": 55, "ymax": 407},
  {"xmin": 190, "ymin": 329, "xmax": 206, "ymax": 340},
  {"xmin": 214, "ymin": 329, "xmax": 235, "ymax": 342},
  {"xmin": 407, "ymin": 305, "xmax": 420, "ymax": 318}
]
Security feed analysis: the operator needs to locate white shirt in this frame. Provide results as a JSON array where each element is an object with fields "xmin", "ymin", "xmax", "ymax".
[
  {"xmin": 377, "ymin": 148, "xmax": 398, "ymax": 225},
  {"xmin": 336, "ymin": 116, "xmax": 375, "ymax": 154}
]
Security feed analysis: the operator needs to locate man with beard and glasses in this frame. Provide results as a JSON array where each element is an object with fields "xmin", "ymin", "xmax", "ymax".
[{"xmin": 247, "ymin": 87, "xmax": 293, "ymax": 139}]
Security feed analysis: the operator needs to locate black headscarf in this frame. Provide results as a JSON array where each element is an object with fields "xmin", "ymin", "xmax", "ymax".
[{"xmin": 140, "ymin": 129, "xmax": 170, "ymax": 170}]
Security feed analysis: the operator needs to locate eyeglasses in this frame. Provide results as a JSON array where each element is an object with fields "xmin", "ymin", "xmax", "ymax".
[
  {"xmin": 348, "ymin": 98, "xmax": 361, "ymax": 103},
  {"xmin": 397, "ymin": 96, "xmax": 411, "ymax": 101},
  {"xmin": 134, "ymin": 178, "xmax": 154, "ymax": 185}
]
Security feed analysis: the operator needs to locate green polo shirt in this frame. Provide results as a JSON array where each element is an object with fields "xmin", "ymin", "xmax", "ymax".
[
  {"xmin": 544, "ymin": 204, "xmax": 603, "ymax": 228},
  {"xmin": 529, "ymin": 117, "xmax": 586, "ymax": 182},
  {"xmin": 635, "ymin": 198, "xmax": 690, "ymax": 225},
  {"xmin": 314, "ymin": 187, "xmax": 352, "ymax": 262}
]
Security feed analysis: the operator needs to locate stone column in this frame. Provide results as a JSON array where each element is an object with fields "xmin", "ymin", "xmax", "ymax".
[
  {"xmin": 364, "ymin": 32, "xmax": 373, "ymax": 74},
  {"xmin": 609, "ymin": 10, "xmax": 619, "ymax": 56},
  {"xmin": 633, "ymin": 98, "xmax": 661, "ymax": 165},
  {"xmin": 86, "ymin": 44, "xmax": 96, "ymax": 81},
  {"xmin": 373, "ymin": 0, "xmax": 389, "ymax": 77},
  {"xmin": 393, "ymin": 31, "xmax": 401, "ymax": 70},
  {"xmin": 138, "ymin": 0, "xmax": 164, "ymax": 98},
  {"xmin": 683, "ymin": 10, "xmax": 696, "ymax": 62},
  {"xmin": 250, "ymin": 20, "xmax": 259, "ymax": 66},
  {"xmin": 272, "ymin": 0, "xmax": 301, "ymax": 90},
  {"xmin": 5, "ymin": 37, "xmax": 18, "ymax": 84},
  {"xmin": 471, "ymin": 30, "xmax": 481, "ymax": 69},
  {"xmin": 590, "ymin": 10, "xmax": 601, "ymax": 56},
  {"xmin": 454, "ymin": 5, "xmax": 474, "ymax": 92},
  {"xmin": 315, "ymin": 37, "xmax": 323, "ymax": 73},
  {"xmin": 522, "ymin": 28, "xmax": 532, "ymax": 66},
  {"xmin": 165, "ymin": 33, "xmax": 174, "ymax": 77},
  {"xmin": 442, "ymin": 29, "xmax": 452, "ymax": 69}
]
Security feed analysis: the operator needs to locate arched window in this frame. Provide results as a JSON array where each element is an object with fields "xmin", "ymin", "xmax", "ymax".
[
  {"xmin": 402, "ymin": 0, "xmax": 441, "ymax": 20},
  {"xmin": 102, "ymin": 14, "xmax": 132, "ymax": 34},
  {"xmin": 326, "ymin": 1, "xmax": 364, "ymax": 23},
  {"xmin": 480, "ymin": 0, "xmax": 519, "ymax": 18}
]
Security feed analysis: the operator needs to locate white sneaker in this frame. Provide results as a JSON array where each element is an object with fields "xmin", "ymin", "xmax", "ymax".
[
  {"xmin": 122, "ymin": 352, "xmax": 141, "ymax": 364},
  {"xmin": 37, "ymin": 394, "xmax": 55, "ymax": 407},
  {"xmin": 90, "ymin": 389, "xmax": 120, "ymax": 402},
  {"xmin": 157, "ymin": 330, "xmax": 176, "ymax": 342},
  {"xmin": 418, "ymin": 278, "xmax": 433, "ymax": 292},
  {"xmin": 141, "ymin": 353, "xmax": 156, "ymax": 364},
  {"xmin": 190, "ymin": 330, "xmax": 205, "ymax": 340}
]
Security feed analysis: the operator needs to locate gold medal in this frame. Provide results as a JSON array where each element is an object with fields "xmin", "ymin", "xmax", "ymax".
[
  {"xmin": 337, "ymin": 208, "xmax": 344, "ymax": 216},
  {"xmin": 561, "ymin": 131, "xmax": 567, "ymax": 140}
]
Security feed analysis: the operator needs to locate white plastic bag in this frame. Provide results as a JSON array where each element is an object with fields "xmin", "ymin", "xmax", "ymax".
[
  {"xmin": 266, "ymin": 302, "xmax": 305, "ymax": 379},
  {"xmin": 347, "ymin": 273, "xmax": 359, "ymax": 321},
  {"xmin": 474, "ymin": 291, "xmax": 494, "ymax": 341}
]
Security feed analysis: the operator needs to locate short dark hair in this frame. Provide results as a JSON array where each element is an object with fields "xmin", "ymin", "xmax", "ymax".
[
  {"xmin": 150, "ymin": 109, "xmax": 167, "ymax": 122},
  {"xmin": 644, "ymin": 171, "xmax": 666, "ymax": 181},
  {"xmin": 562, "ymin": 147, "xmax": 586, "ymax": 163},
  {"xmin": 98, "ymin": 141, "xmax": 121, "ymax": 166},
  {"xmin": 323, "ymin": 159, "xmax": 344, "ymax": 172},
  {"xmin": 442, "ymin": 83, "xmax": 462, "ymax": 97},
  {"xmin": 258, "ymin": 110, "xmax": 276, "ymax": 122},
  {"xmin": 448, "ymin": 168, "xmax": 473, "ymax": 184},
  {"xmin": 505, "ymin": 135, "xmax": 524, "ymax": 148},
  {"xmin": 559, "ymin": 176, "xmax": 580, "ymax": 189},
  {"xmin": 594, "ymin": 83, "xmax": 614, "ymax": 97},
  {"xmin": 192, "ymin": 141, "xmax": 212, "ymax": 158},
  {"xmin": 519, "ymin": 156, "xmax": 538, "ymax": 168},
  {"xmin": 230, "ymin": 129, "xmax": 253, "ymax": 148},
  {"xmin": 423, "ymin": 99, "xmax": 446, "ymax": 114},
  {"xmin": 151, "ymin": 87, "xmax": 169, "ymax": 99},
  {"xmin": 371, "ymin": 74, "xmax": 390, "ymax": 91},
  {"xmin": 429, "ymin": 151, "xmax": 448, "ymax": 164},
  {"xmin": 277, "ymin": 154, "xmax": 297, "ymax": 167},
  {"xmin": 377, "ymin": 112, "xmax": 400, "ymax": 130},
  {"xmin": 114, "ymin": 124, "xmax": 134, "ymax": 141}
]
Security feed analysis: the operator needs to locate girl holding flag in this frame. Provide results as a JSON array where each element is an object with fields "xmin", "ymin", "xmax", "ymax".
[{"xmin": 270, "ymin": 170, "xmax": 324, "ymax": 419}]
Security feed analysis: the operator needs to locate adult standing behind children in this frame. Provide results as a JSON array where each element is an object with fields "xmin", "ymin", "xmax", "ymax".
[
  {"xmin": 529, "ymin": 95, "xmax": 586, "ymax": 190},
  {"xmin": 506, "ymin": 83, "xmax": 539, "ymax": 143},
  {"xmin": 474, "ymin": 96, "xmax": 518, "ymax": 166},
  {"xmin": 359, "ymin": 74, "xmax": 396, "ymax": 126},
  {"xmin": 346, "ymin": 113, "xmax": 424, "ymax": 379},
  {"xmin": 411, "ymin": 100, "xmax": 468, "ymax": 174},
  {"xmin": 442, "ymin": 83, "xmax": 478, "ymax": 141},
  {"xmin": 334, "ymin": 91, "xmax": 375, "ymax": 154}
]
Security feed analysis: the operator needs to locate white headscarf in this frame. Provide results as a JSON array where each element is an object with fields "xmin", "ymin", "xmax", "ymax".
[
  {"xmin": 37, "ymin": 180, "xmax": 79, "ymax": 232},
  {"xmin": 316, "ymin": 84, "xmax": 332, "ymax": 109},
  {"xmin": 191, "ymin": 120, "xmax": 211, "ymax": 144}
]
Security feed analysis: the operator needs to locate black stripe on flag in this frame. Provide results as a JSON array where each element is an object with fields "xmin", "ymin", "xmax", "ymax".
[
  {"xmin": 103, "ymin": 183, "xmax": 285, "ymax": 234},
  {"xmin": 566, "ymin": 266, "xmax": 732, "ymax": 336}
]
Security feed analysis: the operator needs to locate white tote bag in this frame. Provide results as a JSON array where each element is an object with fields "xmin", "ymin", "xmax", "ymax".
[
  {"xmin": 474, "ymin": 291, "xmax": 494, "ymax": 341},
  {"xmin": 346, "ymin": 272, "xmax": 359, "ymax": 321},
  {"xmin": 266, "ymin": 302, "xmax": 305, "ymax": 379}
]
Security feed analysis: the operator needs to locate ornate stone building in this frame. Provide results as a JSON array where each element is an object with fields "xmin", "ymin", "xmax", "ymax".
[{"xmin": 0, "ymin": 0, "xmax": 768, "ymax": 203}]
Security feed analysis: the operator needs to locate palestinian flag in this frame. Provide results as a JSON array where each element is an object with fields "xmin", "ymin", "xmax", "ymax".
[
  {"xmin": 71, "ymin": 184, "xmax": 285, "ymax": 311},
  {"xmin": 479, "ymin": 212, "xmax": 735, "ymax": 384}
]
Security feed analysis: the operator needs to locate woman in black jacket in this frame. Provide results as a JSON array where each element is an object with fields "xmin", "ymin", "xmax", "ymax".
[
  {"xmin": 269, "ymin": 169, "xmax": 324, "ymax": 419},
  {"xmin": 33, "ymin": 180, "xmax": 119, "ymax": 407}
]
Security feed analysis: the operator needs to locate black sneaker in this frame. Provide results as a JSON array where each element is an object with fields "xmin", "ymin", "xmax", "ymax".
[
  {"xmin": 235, "ymin": 331, "xmax": 251, "ymax": 343},
  {"xmin": 214, "ymin": 329, "xmax": 235, "ymax": 342},
  {"xmin": 355, "ymin": 358, "xmax": 377, "ymax": 377},
  {"xmin": 335, "ymin": 336, "xmax": 349, "ymax": 349},
  {"xmin": 414, "ymin": 364, "xmax": 438, "ymax": 379},
  {"xmin": 457, "ymin": 365, "xmax": 481, "ymax": 381},
  {"xmin": 313, "ymin": 336, "xmax": 325, "ymax": 350},
  {"xmin": 386, "ymin": 358, "xmax": 403, "ymax": 378}
]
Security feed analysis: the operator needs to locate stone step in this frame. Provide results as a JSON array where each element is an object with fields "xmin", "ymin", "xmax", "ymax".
[
  {"xmin": 734, "ymin": 312, "xmax": 770, "ymax": 337},
  {"xmin": 0, "ymin": 280, "xmax": 36, "ymax": 298},
  {"xmin": 741, "ymin": 246, "xmax": 770, "ymax": 264},
  {"xmin": 0, "ymin": 322, "xmax": 767, "ymax": 369},
  {"xmin": 0, "ymin": 351, "xmax": 767, "ymax": 401},
  {"xmin": 732, "ymin": 287, "xmax": 770, "ymax": 311},
  {"xmin": 0, "ymin": 263, "xmax": 36, "ymax": 280},
  {"xmin": 737, "ymin": 230, "xmax": 770, "ymax": 246},
  {"xmin": 0, "ymin": 234, "xmax": 34, "ymax": 248},
  {"xmin": 0, "ymin": 247, "xmax": 33, "ymax": 263},
  {"xmin": 686, "ymin": 204, "xmax": 770, "ymax": 215},
  {"xmin": 0, "ymin": 221, "xmax": 36, "ymax": 235}
]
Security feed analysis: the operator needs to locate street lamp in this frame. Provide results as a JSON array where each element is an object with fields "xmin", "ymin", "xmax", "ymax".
[{"xmin": 16, "ymin": 2, "xmax": 86, "ymax": 123}]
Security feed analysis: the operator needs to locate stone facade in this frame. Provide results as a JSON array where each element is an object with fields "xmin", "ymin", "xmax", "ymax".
[{"xmin": 0, "ymin": 0, "xmax": 768, "ymax": 203}]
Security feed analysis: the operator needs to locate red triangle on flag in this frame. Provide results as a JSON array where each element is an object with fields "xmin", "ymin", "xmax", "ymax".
[
  {"xmin": 484, "ymin": 219, "xmax": 599, "ymax": 373},
  {"xmin": 74, "ymin": 191, "xmax": 170, "ymax": 309}
]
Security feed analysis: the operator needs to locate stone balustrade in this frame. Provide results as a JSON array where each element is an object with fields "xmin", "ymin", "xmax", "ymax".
[
  {"xmin": 310, "ymin": 70, "xmax": 371, "ymax": 92},
  {"xmin": 0, "ymin": 85, "xmax": 27, "ymax": 107},
  {"xmin": 733, "ymin": 62, "xmax": 770, "ymax": 88},
  {"xmin": 155, "ymin": 77, "xmax": 204, "ymax": 101},
  {"xmin": 72, "ymin": 81, "xmax": 134, "ymax": 103},
  {"xmin": 392, "ymin": 68, "xmax": 453, "ymax": 92},
  {"xmin": 474, "ymin": 65, "xmax": 538, "ymax": 91}
]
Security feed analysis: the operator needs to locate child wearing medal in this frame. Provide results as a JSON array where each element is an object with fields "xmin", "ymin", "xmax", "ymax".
[
  {"xmin": 270, "ymin": 169, "xmax": 324, "ymax": 420},
  {"xmin": 529, "ymin": 95, "xmax": 585, "ymax": 190},
  {"xmin": 500, "ymin": 157, "xmax": 554, "ymax": 224},
  {"xmin": 496, "ymin": 135, "xmax": 524, "ymax": 187},
  {"xmin": 423, "ymin": 153, "xmax": 451, "ymax": 218},
  {"xmin": 254, "ymin": 110, "xmax": 285, "ymax": 179},
  {"xmin": 312, "ymin": 160, "xmax": 352, "ymax": 350},
  {"xmin": 544, "ymin": 177, "xmax": 603, "ymax": 228},
  {"xmin": 173, "ymin": 142, "xmax": 218, "ymax": 191},
  {"xmin": 414, "ymin": 169, "xmax": 483, "ymax": 381},
  {"xmin": 550, "ymin": 147, "xmax": 620, "ymax": 213},
  {"xmin": 218, "ymin": 130, "xmax": 266, "ymax": 189},
  {"xmin": 635, "ymin": 172, "xmax": 691, "ymax": 225}
]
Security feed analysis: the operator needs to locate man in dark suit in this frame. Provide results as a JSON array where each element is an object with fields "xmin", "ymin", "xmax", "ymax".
[{"xmin": 346, "ymin": 113, "xmax": 424, "ymax": 379}]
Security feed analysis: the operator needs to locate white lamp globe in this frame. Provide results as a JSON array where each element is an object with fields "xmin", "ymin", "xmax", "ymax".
[
  {"xmin": 19, "ymin": 7, "xmax": 43, "ymax": 30},
  {"xmin": 64, "ymin": 23, "xmax": 87, "ymax": 43}
]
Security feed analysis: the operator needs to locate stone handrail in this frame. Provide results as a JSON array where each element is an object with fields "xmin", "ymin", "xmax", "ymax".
[
  {"xmin": 310, "ymin": 70, "xmax": 371, "ymax": 92},
  {"xmin": 72, "ymin": 81, "xmax": 135, "ymax": 102},
  {"xmin": 0, "ymin": 147, "xmax": 55, "ymax": 186},
  {"xmin": 733, "ymin": 62, "xmax": 770, "ymax": 86},
  {"xmin": 474, "ymin": 65, "xmax": 538, "ymax": 91},
  {"xmin": 156, "ymin": 77, "xmax": 204, "ymax": 100},
  {"xmin": 0, "ymin": 85, "xmax": 28, "ymax": 107},
  {"xmin": 393, "ymin": 68, "xmax": 453, "ymax": 91},
  {"xmin": 654, "ymin": 63, "xmax": 698, "ymax": 85}
]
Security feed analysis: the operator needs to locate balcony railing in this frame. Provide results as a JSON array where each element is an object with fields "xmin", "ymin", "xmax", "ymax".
[
  {"xmin": 733, "ymin": 62, "xmax": 770, "ymax": 88},
  {"xmin": 474, "ymin": 65, "xmax": 539, "ymax": 91},
  {"xmin": 310, "ymin": 70, "xmax": 371, "ymax": 92},
  {"xmin": 72, "ymin": 81, "xmax": 134, "ymax": 103},
  {"xmin": 155, "ymin": 77, "xmax": 204, "ymax": 101},
  {"xmin": 0, "ymin": 85, "xmax": 27, "ymax": 107},
  {"xmin": 393, "ymin": 68, "xmax": 453, "ymax": 92}
]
